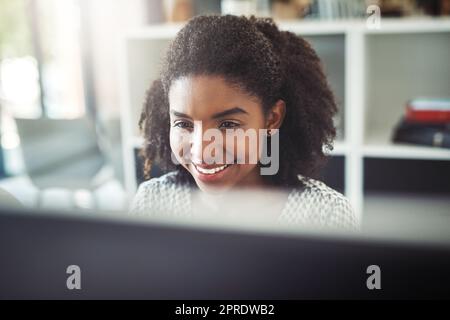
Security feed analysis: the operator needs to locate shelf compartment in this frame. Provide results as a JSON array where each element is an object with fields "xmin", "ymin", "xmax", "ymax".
[
  {"xmin": 304, "ymin": 34, "xmax": 346, "ymax": 141},
  {"xmin": 364, "ymin": 32, "xmax": 450, "ymax": 152},
  {"xmin": 364, "ymin": 157, "xmax": 450, "ymax": 193}
]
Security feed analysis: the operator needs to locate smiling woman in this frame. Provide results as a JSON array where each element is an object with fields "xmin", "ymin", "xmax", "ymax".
[{"xmin": 130, "ymin": 15, "xmax": 358, "ymax": 229}]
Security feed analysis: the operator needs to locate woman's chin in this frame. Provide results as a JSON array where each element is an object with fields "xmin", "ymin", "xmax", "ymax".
[
  {"xmin": 192, "ymin": 174, "xmax": 234, "ymax": 194},
  {"xmin": 195, "ymin": 181, "xmax": 233, "ymax": 194}
]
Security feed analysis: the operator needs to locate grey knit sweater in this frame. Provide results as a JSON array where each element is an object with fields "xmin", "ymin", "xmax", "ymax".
[{"xmin": 130, "ymin": 171, "xmax": 359, "ymax": 229}]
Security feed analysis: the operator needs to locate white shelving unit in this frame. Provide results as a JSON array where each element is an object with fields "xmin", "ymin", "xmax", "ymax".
[{"xmin": 119, "ymin": 17, "xmax": 450, "ymax": 219}]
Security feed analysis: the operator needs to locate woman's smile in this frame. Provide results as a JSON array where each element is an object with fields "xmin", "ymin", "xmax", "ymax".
[{"xmin": 191, "ymin": 163, "xmax": 234, "ymax": 183}]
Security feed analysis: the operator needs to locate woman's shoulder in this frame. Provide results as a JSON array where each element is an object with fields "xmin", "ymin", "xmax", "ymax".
[
  {"xmin": 129, "ymin": 171, "xmax": 191, "ymax": 216},
  {"xmin": 280, "ymin": 175, "xmax": 359, "ymax": 229},
  {"xmin": 138, "ymin": 170, "xmax": 185, "ymax": 188}
]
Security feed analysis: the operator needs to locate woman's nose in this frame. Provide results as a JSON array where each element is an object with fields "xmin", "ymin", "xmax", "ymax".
[
  {"xmin": 190, "ymin": 125, "xmax": 222, "ymax": 164},
  {"xmin": 190, "ymin": 124, "xmax": 207, "ymax": 163}
]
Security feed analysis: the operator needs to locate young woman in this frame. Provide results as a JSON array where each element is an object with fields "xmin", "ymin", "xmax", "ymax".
[{"xmin": 130, "ymin": 15, "xmax": 358, "ymax": 229}]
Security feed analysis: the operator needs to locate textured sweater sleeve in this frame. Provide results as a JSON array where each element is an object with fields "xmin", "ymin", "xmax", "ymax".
[
  {"xmin": 278, "ymin": 176, "xmax": 360, "ymax": 230},
  {"xmin": 129, "ymin": 179, "xmax": 158, "ymax": 216},
  {"xmin": 129, "ymin": 172, "xmax": 191, "ymax": 217}
]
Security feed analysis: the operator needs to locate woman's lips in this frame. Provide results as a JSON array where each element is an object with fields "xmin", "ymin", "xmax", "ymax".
[{"xmin": 192, "ymin": 163, "xmax": 232, "ymax": 183}]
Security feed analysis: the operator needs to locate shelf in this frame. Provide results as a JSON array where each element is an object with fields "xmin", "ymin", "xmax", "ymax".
[
  {"xmin": 364, "ymin": 127, "xmax": 450, "ymax": 160},
  {"xmin": 363, "ymin": 17, "xmax": 450, "ymax": 34},
  {"xmin": 124, "ymin": 18, "xmax": 450, "ymax": 39},
  {"xmin": 280, "ymin": 17, "xmax": 450, "ymax": 35},
  {"xmin": 363, "ymin": 139, "xmax": 450, "ymax": 161},
  {"xmin": 277, "ymin": 19, "xmax": 355, "ymax": 35}
]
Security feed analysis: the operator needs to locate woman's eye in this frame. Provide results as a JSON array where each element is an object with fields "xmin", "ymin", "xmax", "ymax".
[
  {"xmin": 173, "ymin": 121, "xmax": 193, "ymax": 129},
  {"xmin": 219, "ymin": 121, "xmax": 240, "ymax": 129}
]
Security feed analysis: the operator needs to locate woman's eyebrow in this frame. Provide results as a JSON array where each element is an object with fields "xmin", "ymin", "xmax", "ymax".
[
  {"xmin": 211, "ymin": 107, "xmax": 248, "ymax": 119},
  {"xmin": 170, "ymin": 110, "xmax": 192, "ymax": 119},
  {"xmin": 170, "ymin": 107, "xmax": 249, "ymax": 120}
]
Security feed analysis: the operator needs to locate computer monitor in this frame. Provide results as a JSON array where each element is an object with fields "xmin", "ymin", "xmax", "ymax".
[{"xmin": 0, "ymin": 205, "xmax": 449, "ymax": 299}]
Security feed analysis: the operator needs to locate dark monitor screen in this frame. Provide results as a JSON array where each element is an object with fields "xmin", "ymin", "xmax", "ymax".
[{"xmin": 1, "ymin": 206, "xmax": 449, "ymax": 299}]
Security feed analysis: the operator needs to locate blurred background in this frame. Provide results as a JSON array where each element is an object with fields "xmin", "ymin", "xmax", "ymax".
[{"xmin": 0, "ymin": 0, "xmax": 449, "ymax": 223}]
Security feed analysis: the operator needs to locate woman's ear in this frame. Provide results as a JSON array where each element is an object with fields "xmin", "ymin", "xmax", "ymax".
[{"xmin": 265, "ymin": 99, "xmax": 286, "ymax": 130}]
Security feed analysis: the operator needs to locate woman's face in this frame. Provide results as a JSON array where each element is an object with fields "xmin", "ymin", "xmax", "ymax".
[{"xmin": 168, "ymin": 75, "xmax": 283, "ymax": 193}]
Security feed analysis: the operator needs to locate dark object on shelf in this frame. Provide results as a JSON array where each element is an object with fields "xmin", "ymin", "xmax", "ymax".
[
  {"xmin": 417, "ymin": 0, "xmax": 442, "ymax": 16},
  {"xmin": 163, "ymin": 0, "xmax": 193, "ymax": 22},
  {"xmin": 378, "ymin": 0, "xmax": 416, "ymax": 17},
  {"xmin": 392, "ymin": 98, "xmax": 450, "ymax": 149},
  {"xmin": 392, "ymin": 118, "xmax": 450, "ymax": 149},
  {"xmin": 378, "ymin": 0, "xmax": 449, "ymax": 17},
  {"xmin": 442, "ymin": 0, "xmax": 450, "ymax": 15},
  {"xmin": 306, "ymin": 0, "xmax": 366, "ymax": 20}
]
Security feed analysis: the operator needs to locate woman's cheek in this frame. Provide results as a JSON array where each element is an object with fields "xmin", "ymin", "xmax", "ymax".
[
  {"xmin": 223, "ymin": 129, "xmax": 261, "ymax": 165},
  {"xmin": 170, "ymin": 129, "xmax": 190, "ymax": 165}
]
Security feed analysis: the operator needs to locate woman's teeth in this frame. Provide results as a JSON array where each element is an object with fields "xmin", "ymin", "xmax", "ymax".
[{"xmin": 195, "ymin": 164, "xmax": 229, "ymax": 175}]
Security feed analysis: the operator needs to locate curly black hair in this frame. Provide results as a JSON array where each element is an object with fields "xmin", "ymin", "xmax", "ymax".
[{"xmin": 138, "ymin": 14, "xmax": 337, "ymax": 188}]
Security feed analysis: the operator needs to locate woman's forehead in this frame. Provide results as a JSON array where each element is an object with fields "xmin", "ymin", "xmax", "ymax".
[{"xmin": 168, "ymin": 75, "xmax": 261, "ymax": 118}]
